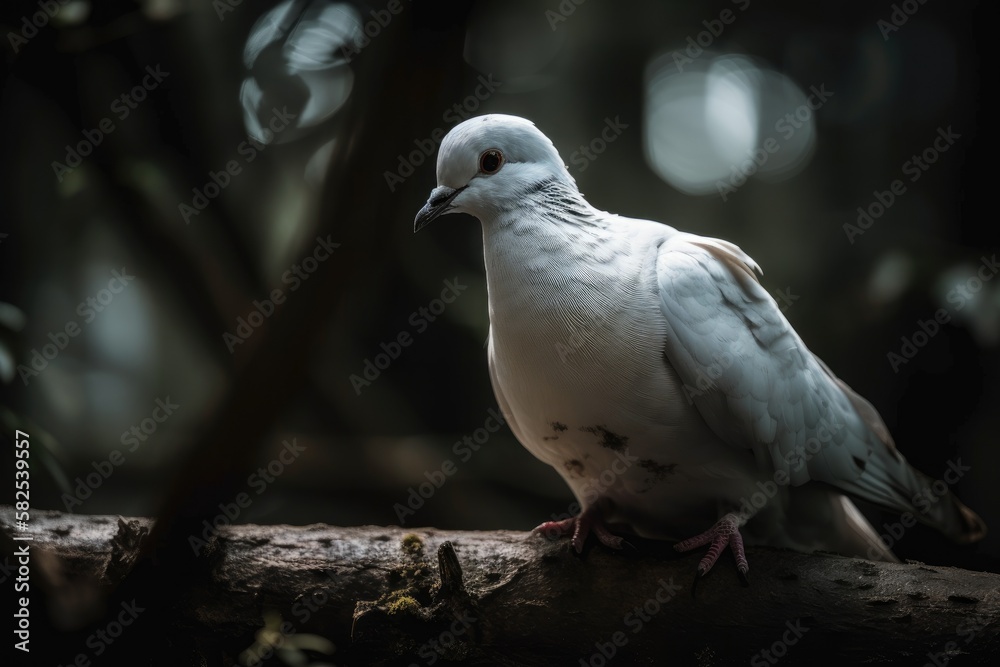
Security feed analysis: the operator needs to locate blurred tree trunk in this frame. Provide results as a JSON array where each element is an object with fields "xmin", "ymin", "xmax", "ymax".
[{"xmin": 5, "ymin": 508, "xmax": 998, "ymax": 666}]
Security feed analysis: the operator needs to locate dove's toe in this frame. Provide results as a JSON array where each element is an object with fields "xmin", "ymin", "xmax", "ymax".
[
  {"xmin": 534, "ymin": 503, "xmax": 626, "ymax": 553},
  {"xmin": 674, "ymin": 512, "xmax": 749, "ymax": 578}
]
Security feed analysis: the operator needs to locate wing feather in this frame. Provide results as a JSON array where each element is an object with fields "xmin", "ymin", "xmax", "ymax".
[{"xmin": 653, "ymin": 234, "xmax": 983, "ymax": 543}]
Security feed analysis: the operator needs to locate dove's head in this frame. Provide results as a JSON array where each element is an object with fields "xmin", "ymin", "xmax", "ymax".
[{"xmin": 414, "ymin": 114, "xmax": 576, "ymax": 231}]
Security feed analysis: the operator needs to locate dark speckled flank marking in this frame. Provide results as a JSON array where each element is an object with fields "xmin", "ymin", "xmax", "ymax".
[
  {"xmin": 543, "ymin": 436, "xmax": 559, "ymax": 441},
  {"xmin": 564, "ymin": 459, "xmax": 585, "ymax": 478},
  {"xmin": 579, "ymin": 425, "xmax": 629, "ymax": 452},
  {"xmin": 551, "ymin": 422, "xmax": 568, "ymax": 432},
  {"xmin": 853, "ymin": 456, "xmax": 866, "ymax": 471},
  {"xmin": 639, "ymin": 459, "xmax": 677, "ymax": 479}
]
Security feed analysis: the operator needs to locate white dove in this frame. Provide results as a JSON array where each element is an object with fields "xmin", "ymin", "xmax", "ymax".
[{"xmin": 413, "ymin": 114, "xmax": 986, "ymax": 578}]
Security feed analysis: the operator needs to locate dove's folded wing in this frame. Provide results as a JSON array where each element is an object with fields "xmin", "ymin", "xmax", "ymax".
[{"xmin": 652, "ymin": 234, "xmax": 983, "ymax": 542}]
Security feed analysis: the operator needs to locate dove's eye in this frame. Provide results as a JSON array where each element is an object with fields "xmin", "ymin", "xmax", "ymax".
[{"xmin": 479, "ymin": 149, "xmax": 504, "ymax": 175}]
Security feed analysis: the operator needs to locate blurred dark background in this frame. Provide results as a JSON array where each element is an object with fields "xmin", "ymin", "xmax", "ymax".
[{"xmin": 0, "ymin": 0, "xmax": 996, "ymax": 576}]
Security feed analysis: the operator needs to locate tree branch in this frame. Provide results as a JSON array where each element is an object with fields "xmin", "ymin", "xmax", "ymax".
[{"xmin": 4, "ymin": 508, "xmax": 997, "ymax": 665}]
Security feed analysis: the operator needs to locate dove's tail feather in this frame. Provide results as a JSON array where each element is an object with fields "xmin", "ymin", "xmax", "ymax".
[
  {"xmin": 834, "ymin": 494, "xmax": 899, "ymax": 562},
  {"xmin": 825, "ymin": 366, "xmax": 987, "ymax": 545},
  {"xmin": 840, "ymin": 448, "xmax": 987, "ymax": 545},
  {"xmin": 774, "ymin": 485, "xmax": 899, "ymax": 561},
  {"xmin": 955, "ymin": 502, "xmax": 989, "ymax": 543}
]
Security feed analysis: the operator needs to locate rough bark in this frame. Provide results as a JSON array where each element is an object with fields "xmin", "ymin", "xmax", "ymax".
[{"xmin": 3, "ymin": 508, "xmax": 998, "ymax": 666}]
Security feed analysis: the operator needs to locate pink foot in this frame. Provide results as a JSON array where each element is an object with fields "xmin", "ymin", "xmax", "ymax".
[
  {"xmin": 674, "ymin": 513, "xmax": 749, "ymax": 579},
  {"xmin": 534, "ymin": 505, "xmax": 624, "ymax": 553}
]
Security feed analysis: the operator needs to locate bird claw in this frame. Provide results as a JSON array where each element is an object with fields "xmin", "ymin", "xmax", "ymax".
[
  {"xmin": 534, "ymin": 505, "xmax": 624, "ymax": 553},
  {"xmin": 674, "ymin": 512, "xmax": 749, "ymax": 580}
]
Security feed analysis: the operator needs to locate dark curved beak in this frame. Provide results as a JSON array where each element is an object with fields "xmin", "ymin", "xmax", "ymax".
[{"xmin": 414, "ymin": 185, "xmax": 466, "ymax": 232}]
